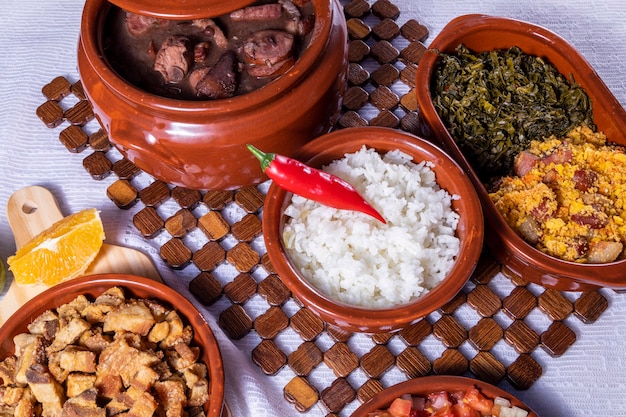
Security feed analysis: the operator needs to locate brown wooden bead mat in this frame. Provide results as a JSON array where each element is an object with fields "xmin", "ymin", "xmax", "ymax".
[{"xmin": 36, "ymin": 0, "xmax": 610, "ymax": 415}]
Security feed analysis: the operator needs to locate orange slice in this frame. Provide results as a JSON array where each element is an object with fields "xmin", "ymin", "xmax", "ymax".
[{"xmin": 8, "ymin": 208, "xmax": 105, "ymax": 286}]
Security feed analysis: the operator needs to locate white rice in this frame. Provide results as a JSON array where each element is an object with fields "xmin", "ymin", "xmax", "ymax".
[{"xmin": 282, "ymin": 146, "xmax": 461, "ymax": 309}]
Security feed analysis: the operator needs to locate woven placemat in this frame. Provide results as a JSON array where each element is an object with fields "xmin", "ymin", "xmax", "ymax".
[{"xmin": 36, "ymin": 0, "xmax": 609, "ymax": 414}]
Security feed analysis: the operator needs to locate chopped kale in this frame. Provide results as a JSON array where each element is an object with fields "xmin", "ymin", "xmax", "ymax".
[{"xmin": 432, "ymin": 45, "xmax": 595, "ymax": 181}]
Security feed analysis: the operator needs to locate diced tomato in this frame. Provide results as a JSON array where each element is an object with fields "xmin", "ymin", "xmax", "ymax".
[
  {"xmin": 369, "ymin": 412, "xmax": 393, "ymax": 417},
  {"xmin": 450, "ymin": 390, "xmax": 466, "ymax": 402},
  {"xmin": 409, "ymin": 409, "xmax": 430, "ymax": 417},
  {"xmin": 451, "ymin": 402, "xmax": 481, "ymax": 417},
  {"xmin": 462, "ymin": 387, "xmax": 494, "ymax": 414},
  {"xmin": 431, "ymin": 404, "xmax": 454, "ymax": 417},
  {"xmin": 388, "ymin": 398, "xmax": 413, "ymax": 417}
]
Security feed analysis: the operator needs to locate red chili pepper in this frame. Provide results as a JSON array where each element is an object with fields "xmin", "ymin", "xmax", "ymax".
[{"xmin": 247, "ymin": 144, "xmax": 386, "ymax": 224}]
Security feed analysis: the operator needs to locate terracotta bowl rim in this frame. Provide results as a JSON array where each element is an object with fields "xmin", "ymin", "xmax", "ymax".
[
  {"xmin": 263, "ymin": 126, "xmax": 484, "ymax": 332},
  {"xmin": 415, "ymin": 13, "xmax": 626, "ymax": 289},
  {"xmin": 0, "ymin": 273, "xmax": 225, "ymax": 417},
  {"xmin": 105, "ymin": 0, "xmax": 258, "ymax": 19},
  {"xmin": 350, "ymin": 375, "xmax": 539, "ymax": 417},
  {"xmin": 79, "ymin": 0, "xmax": 335, "ymax": 113}
]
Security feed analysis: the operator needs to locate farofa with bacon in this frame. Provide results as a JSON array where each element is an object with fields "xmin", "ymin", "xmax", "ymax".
[{"xmin": 490, "ymin": 125, "xmax": 626, "ymax": 263}]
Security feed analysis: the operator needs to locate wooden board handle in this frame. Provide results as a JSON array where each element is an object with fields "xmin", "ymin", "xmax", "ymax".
[
  {"xmin": 1, "ymin": 186, "xmax": 161, "ymax": 326},
  {"xmin": 6, "ymin": 185, "xmax": 64, "ymax": 248}
]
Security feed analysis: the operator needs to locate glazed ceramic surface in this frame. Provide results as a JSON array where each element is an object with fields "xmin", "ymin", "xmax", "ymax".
[
  {"xmin": 263, "ymin": 127, "xmax": 484, "ymax": 333},
  {"xmin": 106, "ymin": 0, "xmax": 256, "ymax": 19},
  {"xmin": 77, "ymin": 0, "xmax": 348, "ymax": 190},
  {"xmin": 351, "ymin": 376, "xmax": 539, "ymax": 417},
  {"xmin": 415, "ymin": 14, "xmax": 626, "ymax": 291},
  {"xmin": 0, "ymin": 274, "xmax": 225, "ymax": 417}
]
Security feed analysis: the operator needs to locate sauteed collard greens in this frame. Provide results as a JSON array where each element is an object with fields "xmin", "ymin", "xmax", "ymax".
[{"xmin": 432, "ymin": 45, "xmax": 595, "ymax": 180}]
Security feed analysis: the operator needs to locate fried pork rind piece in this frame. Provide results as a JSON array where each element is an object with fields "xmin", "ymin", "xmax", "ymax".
[
  {"xmin": 0, "ymin": 286, "xmax": 211, "ymax": 417},
  {"xmin": 14, "ymin": 335, "xmax": 47, "ymax": 385},
  {"xmin": 103, "ymin": 301, "xmax": 156, "ymax": 336},
  {"xmin": 26, "ymin": 310, "xmax": 60, "ymax": 341},
  {"xmin": 60, "ymin": 387, "xmax": 104, "ymax": 417},
  {"xmin": 48, "ymin": 318, "xmax": 91, "ymax": 353},
  {"xmin": 25, "ymin": 363, "xmax": 65, "ymax": 412},
  {"xmin": 183, "ymin": 363, "xmax": 210, "ymax": 407},
  {"xmin": 0, "ymin": 356, "xmax": 17, "ymax": 386},
  {"xmin": 0, "ymin": 384, "xmax": 37, "ymax": 417},
  {"xmin": 154, "ymin": 379, "xmax": 187, "ymax": 417},
  {"xmin": 65, "ymin": 373, "xmax": 96, "ymax": 398}
]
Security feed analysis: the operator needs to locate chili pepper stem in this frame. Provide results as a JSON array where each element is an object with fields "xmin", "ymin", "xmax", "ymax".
[{"xmin": 247, "ymin": 144, "xmax": 274, "ymax": 172}]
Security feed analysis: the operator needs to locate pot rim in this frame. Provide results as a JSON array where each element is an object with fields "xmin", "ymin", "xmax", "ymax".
[
  {"xmin": 106, "ymin": 0, "xmax": 257, "ymax": 19},
  {"xmin": 79, "ymin": 0, "xmax": 334, "ymax": 114}
]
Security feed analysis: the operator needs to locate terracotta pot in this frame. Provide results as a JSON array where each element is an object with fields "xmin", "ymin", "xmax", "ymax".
[
  {"xmin": 77, "ymin": 0, "xmax": 348, "ymax": 190},
  {"xmin": 415, "ymin": 14, "xmax": 626, "ymax": 291},
  {"xmin": 263, "ymin": 127, "xmax": 484, "ymax": 333}
]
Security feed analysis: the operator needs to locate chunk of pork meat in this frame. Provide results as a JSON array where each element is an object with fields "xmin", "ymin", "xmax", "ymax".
[
  {"xmin": 195, "ymin": 51, "xmax": 239, "ymax": 99},
  {"xmin": 573, "ymin": 168, "xmax": 598, "ymax": 192},
  {"xmin": 230, "ymin": 3, "xmax": 283, "ymax": 21},
  {"xmin": 297, "ymin": 13, "xmax": 315, "ymax": 37},
  {"xmin": 587, "ymin": 241, "xmax": 623, "ymax": 263},
  {"xmin": 194, "ymin": 42, "xmax": 210, "ymax": 63},
  {"xmin": 571, "ymin": 210, "xmax": 609, "ymax": 229},
  {"xmin": 154, "ymin": 36, "xmax": 191, "ymax": 84},
  {"xmin": 231, "ymin": 1, "xmax": 312, "ymax": 37},
  {"xmin": 247, "ymin": 56, "xmax": 294, "ymax": 77},
  {"xmin": 243, "ymin": 30, "xmax": 295, "ymax": 77},
  {"xmin": 518, "ymin": 215, "xmax": 541, "ymax": 245},
  {"xmin": 125, "ymin": 12, "xmax": 168, "ymax": 37},
  {"xmin": 279, "ymin": 0, "xmax": 301, "ymax": 34},
  {"xmin": 541, "ymin": 143, "xmax": 573, "ymax": 165},
  {"xmin": 188, "ymin": 67, "xmax": 210, "ymax": 92},
  {"xmin": 513, "ymin": 151, "xmax": 539, "ymax": 177},
  {"xmin": 582, "ymin": 193, "xmax": 612, "ymax": 207},
  {"xmin": 192, "ymin": 18, "xmax": 228, "ymax": 48}
]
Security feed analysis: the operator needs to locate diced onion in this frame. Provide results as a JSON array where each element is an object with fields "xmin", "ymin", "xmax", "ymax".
[
  {"xmin": 494, "ymin": 397, "xmax": 511, "ymax": 407},
  {"xmin": 499, "ymin": 405, "xmax": 529, "ymax": 417}
]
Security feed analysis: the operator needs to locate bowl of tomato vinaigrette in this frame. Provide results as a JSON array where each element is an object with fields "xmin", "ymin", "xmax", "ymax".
[{"xmin": 351, "ymin": 376, "xmax": 538, "ymax": 417}]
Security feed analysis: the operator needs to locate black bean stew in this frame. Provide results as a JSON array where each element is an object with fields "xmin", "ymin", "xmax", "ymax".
[{"xmin": 102, "ymin": 0, "xmax": 315, "ymax": 100}]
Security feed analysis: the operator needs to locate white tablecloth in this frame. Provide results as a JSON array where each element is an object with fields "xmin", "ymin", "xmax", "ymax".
[{"xmin": 1, "ymin": 1, "xmax": 626, "ymax": 416}]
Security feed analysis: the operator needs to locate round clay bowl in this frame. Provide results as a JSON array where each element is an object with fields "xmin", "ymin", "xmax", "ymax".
[
  {"xmin": 415, "ymin": 14, "xmax": 626, "ymax": 291},
  {"xmin": 0, "ymin": 274, "xmax": 225, "ymax": 417},
  {"xmin": 263, "ymin": 127, "xmax": 484, "ymax": 333},
  {"xmin": 77, "ymin": 0, "xmax": 348, "ymax": 190},
  {"xmin": 351, "ymin": 376, "xmax": 539, "ymax": 417}
]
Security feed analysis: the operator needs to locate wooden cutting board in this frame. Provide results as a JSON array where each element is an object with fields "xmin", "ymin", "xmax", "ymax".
[{"xmin": 1, "ymin": 186, "xmax": 161, "ymax": 326}]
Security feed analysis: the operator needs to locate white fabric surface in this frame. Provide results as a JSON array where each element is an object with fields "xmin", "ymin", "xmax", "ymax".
[{"xmin": 1, "ymin": 1, "xmax": 626, "ymax": 416}]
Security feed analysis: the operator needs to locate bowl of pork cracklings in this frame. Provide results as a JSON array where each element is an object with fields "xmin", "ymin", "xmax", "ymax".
[{"xmin": 0, "ymin": 273, "xmax": 225, "ymax": 417}]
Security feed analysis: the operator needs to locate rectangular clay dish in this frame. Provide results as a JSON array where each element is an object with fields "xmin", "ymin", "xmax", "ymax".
[{"xmin": 415, "ymin": 14, "xmax": 626, "ymax": 291}]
